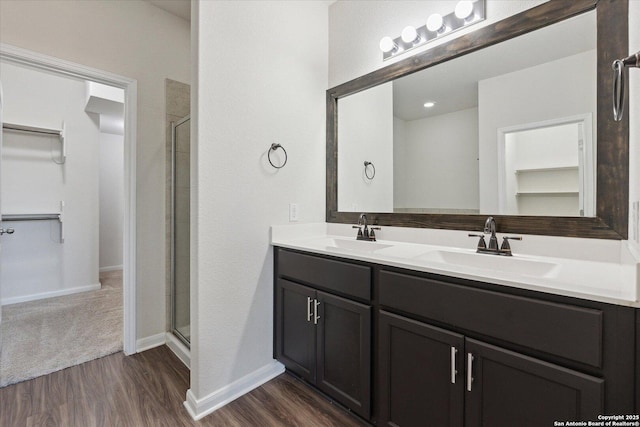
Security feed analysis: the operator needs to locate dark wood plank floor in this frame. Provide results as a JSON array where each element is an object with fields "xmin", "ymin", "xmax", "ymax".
[{"xmin": 0, "ymin": 345, "xmax": 367, "ymax": 426}]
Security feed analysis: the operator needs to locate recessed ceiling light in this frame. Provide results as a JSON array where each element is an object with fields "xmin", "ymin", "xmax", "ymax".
[{"xmin": 423, "ymin": 101, "xmax": 436, "ymax": 108}]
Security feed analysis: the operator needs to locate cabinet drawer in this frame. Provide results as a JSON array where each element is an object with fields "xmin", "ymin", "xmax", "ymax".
[
  {"xmin": 379, "ymin": 270, "xmax": 603, "ymax": 367},
  {"xmin": 278, "ymin": 249, "xmax": 371, "ymax": 301}
]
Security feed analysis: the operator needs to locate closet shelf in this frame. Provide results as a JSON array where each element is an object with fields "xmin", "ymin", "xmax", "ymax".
[
  {"xmin": 515, "ymin": 166, "xmax": 578, "ymax": 174},
  {"xmin": 2, "ymin": 204, "xmax": 65, "ymax": 243},
  {"xmin": 2, "ymin": 213, "xmax": 61, "ymax": 221},
  {"xmin": 515, "ymin": 191, "xmax": 579, "ymax": 197},
  {"xmin": 2, "ymin": 121, "xmax": 66, "ymax": 164}
]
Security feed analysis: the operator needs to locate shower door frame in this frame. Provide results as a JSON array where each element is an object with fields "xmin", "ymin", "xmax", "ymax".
[{"xmin": 171, "ymin": 115, "xmax": 190, "ymax": 347}]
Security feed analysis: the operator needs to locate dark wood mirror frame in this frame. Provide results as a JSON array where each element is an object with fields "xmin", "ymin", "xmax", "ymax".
[{"xmin": 327, "ymin": 0, "xmax": 628, "ymax": 239}]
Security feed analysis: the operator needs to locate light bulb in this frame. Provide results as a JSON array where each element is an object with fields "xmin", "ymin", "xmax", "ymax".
[
  {"xmin": 426, "ymin": 14, "xmax": 445, "ymax": 33},
  {"xmin": 401, "ymin": 26, "xmax": 419, "ymax": 44},
  {"xmin": 455, "ymin": 1, "xmax": 474, "ymax": 20},
  {"xmin": 379, "ymin": 36, "xmax": 397, "ymax": 53},
  {"xmin": 423, "ymin": 101, "xmax": 436, "ymax": 108}
]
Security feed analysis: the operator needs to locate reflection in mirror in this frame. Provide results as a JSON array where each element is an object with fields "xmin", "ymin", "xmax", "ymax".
[
  {"xmin": 498, "ymin": 115, "xmax": 594, "ymax": 217},
  {"xmin": 338, "ymin": 82, "xmax": 394, "ymax": 212},
  {"xmin": 337, "ymin": 10, "xmax": 596, "ymax": 217}
]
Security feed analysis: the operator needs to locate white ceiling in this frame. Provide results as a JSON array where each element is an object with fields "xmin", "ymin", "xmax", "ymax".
[
  {"xmin": 145, "ymin": 0, "xmax": 191, "ymax": 21},
  {"xmin": 393, "ymin": 10, "xmax": 596, "ymax": 121}
]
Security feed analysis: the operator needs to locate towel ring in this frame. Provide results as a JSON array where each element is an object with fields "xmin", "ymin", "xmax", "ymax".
[
  {"xmin": 613, "ymin": 59, "xmax": 625, "ymax": 121},
  {"xmin": 364, "ymin": 161, "xmax": 376, "ymax": 180},
  {"xmin": 268, "ymin": 143, "xmax": 287, "ymax": 169},
  {"xmin": 612, "ymin": 51, "xmax": 640, "ymax": 121}
]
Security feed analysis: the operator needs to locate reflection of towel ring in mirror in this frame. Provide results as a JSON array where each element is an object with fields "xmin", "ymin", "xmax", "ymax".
[
  {"xmin": 268, "ymin": 143, "xmax": 287, "ymax": 169},
  {"xmin": 364, "ymin": 161, "xmax": 376, "ymax": 180}
]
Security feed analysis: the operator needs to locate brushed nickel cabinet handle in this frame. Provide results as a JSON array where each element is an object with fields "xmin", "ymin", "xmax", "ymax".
[
  {"xmin": 451, "ymin": 347, "xmax": 458, "ymax": 384},
  {"xmin": 313, "ymin": 300, "xmax": 320, "ymax": 325},
  {"xmin": 467, "ymin": 353, "xmax": 474, "ymax": 392},
  {"xmin": 306, "ymin": 297, "xmax": 313, "ymax": 322}
]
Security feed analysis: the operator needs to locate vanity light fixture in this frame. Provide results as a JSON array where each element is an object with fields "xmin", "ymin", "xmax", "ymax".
[
  {"xmin": 455, "ymin": 1, "xmax": 475, "ymax": 21},
  {"xmin": 379, "ymin": 36, "xmax": 397, "ymax": 54},
  {"xmin": 401, "ymin": 26, "xmax": 420, "ymax": 44},
  {"xmin": 380, "ymin": 0, "xmax": 485, "ymax": 61},
  {"xmin": 426, "ymin": 14, "xmax": 447, "ymax": 34}
]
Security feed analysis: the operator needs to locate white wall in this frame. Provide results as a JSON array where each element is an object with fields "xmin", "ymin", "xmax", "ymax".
[
  {"xmin": 0, "ymin": 61, "xmax": 99, "ymax": 304},
  {"xmin": 629, "ymin": 1, "xmax": 640, "ymax": 248},
  {"xmin": 191, "ymin": 0, "xmax": 327, "ymax": 415},
  {"xmin": 394, "ymin": 108, "xmax": 479, "ymax": 212},
  {"xmin": 478, "ymin": 50, "xmax": 596, "ymax": 212},
  {"xmin": 338, "ymin": 82, "xmax": 393, "ymax": 212},
  {"xmin": 0, "ymin": 59, "xmax": 3, "ymax": 350},
  {"xmin": 99, "ymin": 132, "xmax": 124, "ymax": 271},
  {"xmin": 0, "ymin": 0, "xmax": 190, "ymax": 339}
]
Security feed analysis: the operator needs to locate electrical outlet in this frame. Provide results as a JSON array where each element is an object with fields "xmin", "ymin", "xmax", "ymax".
[{"xmin": 289, "ymin": 203, "xmax": 299, "ymax": 222}]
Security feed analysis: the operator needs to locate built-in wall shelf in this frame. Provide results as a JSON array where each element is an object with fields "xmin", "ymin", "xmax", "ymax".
[
  {"xmin": 515, "ymin": 191, "xmax": 579, "ymax": 197},
  {"xmin": 512, "ymin": 164, "xmax": 581, "ymax": 216},
  {"xmin": 2, "ymin": 121, "xmax": 66, "ymax": 164},
  {"xmin": 514, "ymin": 165, "xmax": 579, "ymax": 174}
]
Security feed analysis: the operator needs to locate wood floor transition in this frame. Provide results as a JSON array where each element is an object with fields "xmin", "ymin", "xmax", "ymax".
[{"xmin": 0, "ymin": 345, "xmax": 366, "ymax": 426}]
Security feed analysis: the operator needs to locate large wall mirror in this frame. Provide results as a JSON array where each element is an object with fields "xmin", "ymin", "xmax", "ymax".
[{"xmin": 327, "ymin": 0, "xmax": 629, "ymax": 239}]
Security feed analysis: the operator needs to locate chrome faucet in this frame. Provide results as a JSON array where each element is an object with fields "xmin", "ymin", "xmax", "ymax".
[
  {"xmin": 353, "ymin": 213, "xmax": 381, "ymax": 241},
  {"xmin": 469, "ymin": 216, "xmax": 522, "ymax": 256}
]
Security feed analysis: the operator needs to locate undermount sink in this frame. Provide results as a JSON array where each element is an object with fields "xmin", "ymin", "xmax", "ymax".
[
  {"xmin": 415, "ymin": 249, "xmax": 560, "ymax": 278},
  {"xmin": 323, "ymin": 238, "xmax": 392, "ymax": 253}
]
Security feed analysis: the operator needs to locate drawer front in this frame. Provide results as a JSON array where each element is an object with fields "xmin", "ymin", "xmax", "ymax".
[
  {"xmin": 379, "ymin": 270, "xmax": 603, "ymax": 367},
  {"xmin": 278, "ymin": 249, "xmax": 371, "ymax": 301}
]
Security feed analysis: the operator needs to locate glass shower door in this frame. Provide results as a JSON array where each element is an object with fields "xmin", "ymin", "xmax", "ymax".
[{"xmin": 171, "ymin": 116, "xmax": 190, "ymax": 346}]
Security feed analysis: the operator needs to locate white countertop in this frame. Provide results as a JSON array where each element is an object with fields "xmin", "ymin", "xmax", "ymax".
[{"xmin": 271, "ymin": 223, "xmax": 640, "ymax": 308}]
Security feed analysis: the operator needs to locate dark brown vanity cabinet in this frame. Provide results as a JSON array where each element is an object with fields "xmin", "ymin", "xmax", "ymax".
[
  {"xmin": 274, "ymin": 249, "xmax": 372, "ymax": 419},
  {"xmin": 464, "ymin": 338, "xmax": 603, "ymax": 427},
  {"xmin": 378, "ymin": 311, "xmax": 465, "ymax": 427},
  {"xmin": 274, "ymin": 248, "xmax": 637, "ymax": 426},
  {"xmin": 378, "ymin": 269, "xmax": 634, "ymax": 426},
  {"xmin": 378, "ymin": 310, "xmax": 603, "ymax": 427}
]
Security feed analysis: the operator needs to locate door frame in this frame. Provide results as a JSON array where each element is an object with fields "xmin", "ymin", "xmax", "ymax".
[{"xmin": 0, "ymin": 43, "xmax": 138, "ymax": 355}]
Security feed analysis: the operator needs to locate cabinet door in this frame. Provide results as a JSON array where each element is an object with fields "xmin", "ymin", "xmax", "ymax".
[
  {"xmin": 275, "ymin": 279, "xmax": 316, "ymax": 383},
  {"xmin": 316, "ymin": 290, "xmax": 371, "ymax": 419},
  {"xmin": 378, "ymin": 311, "xmax": 464, "ymax": 427},
  {"xmin": 465, "ymin": 338, "xmax": 604, "ymax": 427}
]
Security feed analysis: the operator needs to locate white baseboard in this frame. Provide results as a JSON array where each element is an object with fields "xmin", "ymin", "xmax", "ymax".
[
  {"xmin": 1, "ymin": 283, "xmax": 101, "ymax": 306},
  {"xmin": 136, "ymin": 333, "xmax": 166, "ymax": 352},
  {"xmin": 99, "ymin": 264, "xmax": 123, "ymax": 273},
  {"xmin": 165, "ymin": 332, "xmax": 190, "ymax": 369},
  {"xmin": 184, "ymin": 361, "xmax": 285, "ymax": 421}
]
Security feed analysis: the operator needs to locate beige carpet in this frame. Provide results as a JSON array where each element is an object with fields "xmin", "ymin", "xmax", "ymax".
[{"xmin": 0, "ymin": 270, "xmax": 123, "ymax": 387}]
